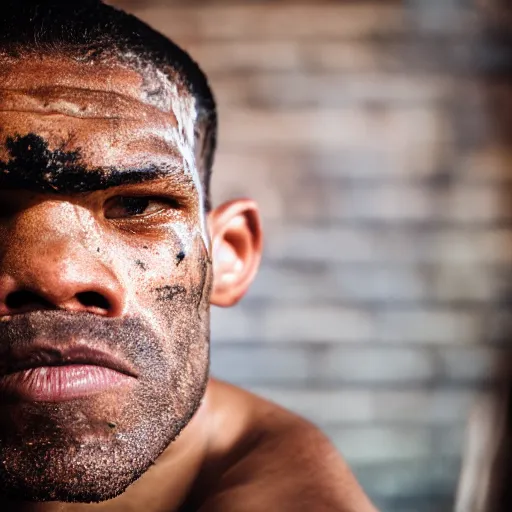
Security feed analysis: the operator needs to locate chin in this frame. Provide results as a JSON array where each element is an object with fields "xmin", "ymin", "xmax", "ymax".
[
  {"xmin": 0, "ymin": 391, "xmax": 205, "ymax": 504},
  {"xmin": 0, "ymin": 442, "xmax": 152, "ymax": 504},
  {"xmin": 0, "ymin": 405, "xmax": 189, "ymax": 504},
  {"xmin": 1, "ymin": 478, "xmax": 142, "ymax": 504}
]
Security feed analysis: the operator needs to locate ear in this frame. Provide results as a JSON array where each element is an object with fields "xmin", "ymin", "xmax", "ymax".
[{"xmin": 208, "ymin": 199, "xmax": 263, "ymax": 307}]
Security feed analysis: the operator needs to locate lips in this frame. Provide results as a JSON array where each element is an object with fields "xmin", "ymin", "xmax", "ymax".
[{"xmin": 0, "ymin": 345, "xmax": 138, "ymax": 403}]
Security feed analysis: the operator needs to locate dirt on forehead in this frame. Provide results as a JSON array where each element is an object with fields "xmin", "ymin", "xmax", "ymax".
[{"xmin": 0, "ymin": 51, "xmax": 199, "ymax": 173}]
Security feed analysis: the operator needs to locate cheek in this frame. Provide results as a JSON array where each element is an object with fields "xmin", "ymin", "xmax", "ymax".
[
  {"xmin": 125, "ymin": 225, "xmax": 211, "ymax": 315},
  {"xmin": 143, "ymin": 235, "xmax": 212, "ymax": 384},
  {"xmin": 123, "ymin": 225, "xmax": 188, "ymax": 285}
]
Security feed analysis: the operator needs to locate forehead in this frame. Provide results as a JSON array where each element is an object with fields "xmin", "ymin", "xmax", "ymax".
[
  {"xmin": 0, "ymin": 55, "xmax": 147, "ymax": 97},
  {"xmin": 0, "ymin": 55, "xmax": 197, "ymax": 171}
]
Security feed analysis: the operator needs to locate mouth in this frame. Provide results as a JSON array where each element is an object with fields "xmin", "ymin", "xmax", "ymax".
[{"xmin": 0, "ymin": 346, "xmax": 138, "ymax": 403}]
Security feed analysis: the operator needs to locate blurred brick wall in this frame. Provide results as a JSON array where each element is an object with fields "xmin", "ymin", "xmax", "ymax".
[{"xmin": 112, "ymin": 1, "xmax": 512, "ymax": 511}]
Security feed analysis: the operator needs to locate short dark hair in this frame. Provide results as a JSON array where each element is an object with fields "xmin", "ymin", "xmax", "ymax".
[{"xmin": 0, "ymin": 0, "xmax": 217, "ymax": 208}]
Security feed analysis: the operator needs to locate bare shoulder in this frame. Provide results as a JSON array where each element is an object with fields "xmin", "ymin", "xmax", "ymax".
[{"xmin": 195, "ymin": 380, "xmax": 377, "ymax": 512}]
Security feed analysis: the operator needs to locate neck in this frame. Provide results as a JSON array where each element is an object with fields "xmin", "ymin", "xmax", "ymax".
[{"xmin": 2, "ymin": 384, "xmax": 213, "ymax": 512}]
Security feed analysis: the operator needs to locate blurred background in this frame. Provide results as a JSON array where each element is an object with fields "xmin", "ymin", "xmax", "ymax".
[{"xmin": 111, "ymin": 1, "xmax": 512, "ymax": 511}]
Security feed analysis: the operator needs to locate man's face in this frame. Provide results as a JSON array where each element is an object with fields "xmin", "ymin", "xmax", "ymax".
[{"xmin": 0, "ymin": 54, "xmax": 212, "ymax": 502}]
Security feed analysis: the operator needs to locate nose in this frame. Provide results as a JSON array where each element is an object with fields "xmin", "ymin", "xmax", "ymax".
[{"xmin": 0, "ymin": 204, "xmax": 126, "ymax": 317}]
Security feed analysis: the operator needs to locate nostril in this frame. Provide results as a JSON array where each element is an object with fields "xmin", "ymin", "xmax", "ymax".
[
  {"xmin": 5, "ymin": 290, "xmax": 53, "ymax": 311},
  {"xmin": 76, "ymin": 291, "xmax": 111, "ymax": 312}
]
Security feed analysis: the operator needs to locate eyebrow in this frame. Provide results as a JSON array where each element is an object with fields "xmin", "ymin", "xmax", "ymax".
[
  {"xmin": 0, "ymin": 164, "xmax": 190, "ymax": 195},
  {"xmin": 0, "ymin": 133, "xmax": 191, "ymax": 195}
]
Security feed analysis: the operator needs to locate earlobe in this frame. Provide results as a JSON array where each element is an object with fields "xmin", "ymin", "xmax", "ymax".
[{"xmin": 208, "ymin": 199, "xmax": 262, "ymax": 307}]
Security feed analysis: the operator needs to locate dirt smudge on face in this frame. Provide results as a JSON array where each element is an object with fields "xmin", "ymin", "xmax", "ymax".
[
  {"xmin": 0, "ymin": 133, "xmax": 166, "ymax": 193},
  {"xmin": 176, "ymin": 251, "xmax": 186, "ymax": 266},
  {"xmin": 135, "ymin": 260, "xmax": 147, "ymax": 271},
  {"xmin": 155, "ymin": 285, "xmax": 187, "ymax": 302}
]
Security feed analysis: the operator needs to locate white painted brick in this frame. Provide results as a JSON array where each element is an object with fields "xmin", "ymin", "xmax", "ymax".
[
  {"xmin": 264, "ymin": 225, "xmax": 407, "ymax": 264},
  {"xmin": 247, "ymin": 264, "xmax": 428, "ymax": 303},
  {"xmin": 490, "ymin": 265, "xmax": 512, "ymax": 301},
  {"xmin": 332, "ymin": 265, "xmax": 427, "ymax": 303},
  {"xmin": 438, "ymin": 347, "xmax": 500, "ymax": 382},
  {"xmin": 264, "ymin": 225, "xmax": 512, "ymax": 264},
  {"xmin": 212, "ymin": 157, "xmax": 455, "ymax": 225},
  {"xmin": 322, "ymin": 185, "xmax": 435, "ymax": 222},
  {"xmin": 261, "ymin": 306, "xmax": 374, "ymax": 343},
  {"xmin": 212, "ymin": 345, "xmax": 436, "ymax": 384},
  {"xmin": 483, "ymin": 309, "xmax": 512, "ymax": 344},
  {"xmin": 214, "ymin": 304, "xmax": 375, "ymax": 345},
  {"xmin": 374, "ymin": 389, "xmax": 481, "ymax": 425},
  {"xmin": 333, "ymin": 265, "xmax": 426, "ymax": 303},
  {"xmin": 131, "ymin": 5, "xmax": 407, "ymax": 41},
  {"xmin": 311, "ymin": 39, "xmax": 460, "ymax": 75},
  {"xmin": 212, "ymin": 344, "xmax": 501, "ymax": 384},
  {"xmin": 211, "ymin": 73, "xmax": 452, "ymax": 108},
  {"xmin": 316, "ymin": 346, "xmax": 435, "ymax": 383},
  {"xmin": 307, "ymin": 41, "xmax": 408, "ymax": 74},
  {"xmin": 247, "ymin": 387, "xmax": 375, "ymax": 424},
  {"xmin": 245, "ymin": 387, "xmax": 485, "ymax": 425},
  {"xmin": 247, "ymin": 264, "xmax": 337, "ymax": 303},
  {"xmin": 211, "ymin": 346, "xmax": 310, "ymax": 383},
  {"xmin": 434, "ymin": 423, "xmax": 467, "ymax": 460},
  {"xmin": 372, "ymin": 497, "xmax": 453, "ymax": 512},
  {"xmin": 375, "ymin": 309, "xmax": 482, "ymax": 344},
  {"xmin": 408, "ymin": 0, "xmax": 477, "ymax": 36},
  {"xmin": 210, "ymin": 304, "xmax": 261, "ymax": 342},
  {"xmin": 180, "ymin": 41, "xmax": 420, "ymax": 75},
  {"xmin": 337, "ymin": 263, "xmax": 495, "ymax": 303},
  {"xmin": 211, "ymin": 152, "xmax": 292, "ymax": 219},
  {"xmin": 244, "ymin": 261, "xmax": 497, "ymax": 305},
  {"xmin": 458, "ymin": 145, "xmax": 512, "ymax": 183},
  {"xmin": 211, "ymin": 148, "xmax": 448, "ymax": 192},
  {"xmin": 187, "ymin": 42, "xmax": 303, "ymax": 74},
  {"xmin": 218, "ymin": 107, "xmax": 446, "ymax": 152},
  {"xmin": 309, "ymin": 146, "xmax": 450, "ymax": 180},
  {"xmin": 440, "ymin": 186, "xmax": 510, "ymax": 222},
  {"xmin": 430, "ymin": 263, "xmax": 496, "ymax": 302},
  {"xmin": 325, "ymin": 426, "xmax": 435, "ymax": 464},
  {"xmin": 237, "ymin": 176, "xmax": 510, "ymax": 224},
  {"xmin": 353, "ymin": 459, "xmax": 461, "ymax": 500},
  {"xmin": 428, "ymin": 229, "xmax": 512, "ymax": 264},
  {"xmin": 306, "ymin": 184, "xmax": 510, "ymax": 224}
]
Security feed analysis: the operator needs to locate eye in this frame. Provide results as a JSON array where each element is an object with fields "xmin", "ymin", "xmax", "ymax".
[{"xmin": 104, "ymin": 196, "xmax": 179, "ymax": 220}]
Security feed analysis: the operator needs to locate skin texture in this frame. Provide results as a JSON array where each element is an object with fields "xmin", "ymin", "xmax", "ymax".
[{"xmin": 0, "ymin": 55, "xmax": 377, "ymax": 511}]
